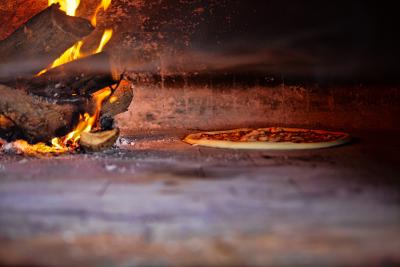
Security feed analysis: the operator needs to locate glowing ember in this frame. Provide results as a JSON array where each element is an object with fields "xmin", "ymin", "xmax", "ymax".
[
  {"xmin": 13, "ymin": 140, "xmax": 68, "ymax": 154},
  {"xmin": 0, "ymin": 115, "xmax": 13, "ymax": 129},
  {"xmin": 109, "ymin": 95, "xmax": 118, "ymax": 104}
]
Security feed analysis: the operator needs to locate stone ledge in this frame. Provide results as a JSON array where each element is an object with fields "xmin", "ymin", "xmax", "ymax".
[{"xmin": 117, "ymin": 83, "xmax": 400, "ymax": 134}]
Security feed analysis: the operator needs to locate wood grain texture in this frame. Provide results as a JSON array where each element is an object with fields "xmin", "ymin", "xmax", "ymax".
[
  {"xmin": 18, "ymin": 52, "xmax": 117, "ymax": 99},
  {"xmin": 101, "ymin": 80, "xmax": 134, "ymax": 118},
  {"xmin": 0, "ymin": 84, "xmax": 84, "ymax": 143},
  {"xmin": 0, "ymin": 4, "xmax": 93, "ymax": 83},
  {"xmin": 0, "ymin": 131, "xmax": 399, "ymax": 267}
]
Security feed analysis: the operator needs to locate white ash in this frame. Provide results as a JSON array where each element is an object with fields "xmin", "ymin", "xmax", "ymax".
[
  {"xmin": 105, "ymin": 164, "xmax": 117, "ymax": 172},
  {"xmin": 104, "ymin": 163, "xmax": 126, "ymax": 174},
  {"xmin": 116, "ymin": 137, "xmax": 135, "ymax": 146},
  {"xmin": 18, "ymin": 159, "xmax": 28, "ymax": 164},
  {"xmin": 3, "ymin": 142, "xmax": 15, "ymax": 152}
]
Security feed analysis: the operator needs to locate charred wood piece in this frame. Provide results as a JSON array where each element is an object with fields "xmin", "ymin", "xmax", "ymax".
[
  {"xmin": 0, "ymin": 84, "xmax": 86, "ymax": 143},
  {"xmin": 0, "ymin": 4, "xmax": 94, "ymax": 83},
  {"xmin": 101, "ymin": 79, "xmax": 134, "ymax": 118},
  {"xmin": 17, "ymin": 52, "xmax": 118, "ymax": 99}
]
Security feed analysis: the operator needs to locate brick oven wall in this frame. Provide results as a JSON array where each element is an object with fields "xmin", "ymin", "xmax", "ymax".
[
  {"xmin": 2, "ymin": 1, "xmax": 400, "ymax": 133},
  {"xmin": 117, "ymin": 78, "xmax": 400, "ymax": 133}
]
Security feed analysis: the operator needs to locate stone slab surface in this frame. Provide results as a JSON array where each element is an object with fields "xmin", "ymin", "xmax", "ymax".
[{"xmin": 0, "ymin": 131, "xmax": 399, "ymax": 267}]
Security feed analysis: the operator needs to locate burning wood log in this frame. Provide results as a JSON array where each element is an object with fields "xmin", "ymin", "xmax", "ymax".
[
  {"xmin": 16, "ymin": 52, "xmax": 118, "ymax": 99},
  {"xmin": 0, "ymin": 4, "xmax": 94, "ymax": 83},
  {"xmin": 0, "ymin": 3, "xmax": 133, "ymax": 153},
  {"xmin": 0, "ymin": 84, "xmax": 84, "ymax": 144},
  {"xmin": 0, "ymin": 78, "xmax": 132, "ymax": 147}
]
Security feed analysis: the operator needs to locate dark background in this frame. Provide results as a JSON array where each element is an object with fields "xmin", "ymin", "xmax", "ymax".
[
  {"xmin": 1, "ymin": 0, "xmax": 399, "ymax": 83},
  {"xmin": 146, "ymin": 0, "xmax": 400, "ymax": 83}
]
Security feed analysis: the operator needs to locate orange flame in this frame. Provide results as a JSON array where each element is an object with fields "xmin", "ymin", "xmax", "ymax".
[
  {"xmin": 14, "ymin": 87, "xmax": 112, "ymax": 155},
  {"xmin": 37, "ymin": 41, "xmax": 84, "ymax": 76},
  {"xmin": 95, "ymin": 29, "xmax": 113, "ymax": 53},
  {"xmin": 49, "ymin": 0, "xmax": 80, "ymax": 16},
  {"xmin": 37, "ymin": 0, "xmax": 113, "ymax": 76},
  {"xmin": 51, "ymin": 87, "xmax": 112, "ymax": 149},
  {"xmin": 37, "ymin": 28, "xmax": 113, "ymax": 76},
  {"xmin": 91, "ymin": 0, "xmax": 112, "ymax": 26}
]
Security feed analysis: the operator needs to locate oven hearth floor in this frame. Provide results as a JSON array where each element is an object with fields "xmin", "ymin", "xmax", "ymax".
[{"xmin": 0, "ymin": 131, "xmax": 399, "ymax": 267}]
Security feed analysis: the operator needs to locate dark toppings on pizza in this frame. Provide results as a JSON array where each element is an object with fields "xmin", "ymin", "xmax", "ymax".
[{"xmin": 193, "ymin": 128, "xmax": 347, "ymax": 143}]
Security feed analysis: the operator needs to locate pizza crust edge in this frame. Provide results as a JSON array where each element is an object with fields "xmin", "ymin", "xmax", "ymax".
[{"xmin": 183, "ymin": 127, "xmax": 351, "ymax": 150}]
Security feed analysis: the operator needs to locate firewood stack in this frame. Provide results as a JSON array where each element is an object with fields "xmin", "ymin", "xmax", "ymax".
[{"xmin": 0, "ymin": 4, "xmax": 133, "ymax": 153}]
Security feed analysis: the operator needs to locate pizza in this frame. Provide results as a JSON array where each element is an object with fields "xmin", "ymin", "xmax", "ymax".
[{"xmin": 183, "ymin": 127, "xmax": 351, "ymax": 150}]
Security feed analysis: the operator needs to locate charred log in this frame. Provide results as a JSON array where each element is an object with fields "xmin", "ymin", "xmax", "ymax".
[
  {"xmin": 0, "ymin": 84, "xmax": 85, "ymax": 143},
  {"xmin": 17, "ymin": 52, "xmax": 118, "ymax": 99},
  {"xmin": 0, "ymin": 4, "xmax": 94, "ymax": 83},
  {"xmin": 99, "ymin": 80, "xmax": 134, "ymax": 130},
  {"xmin": 0, "ymin": 115, "xmax": 21, "ymax": 142},
  {"xmin": 0, "ymin": 4, "xmax": 132, "ymax": 150},
  {"xmin": 101, "ymin": 80, "xmax": 134, "ymax": 118}
]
